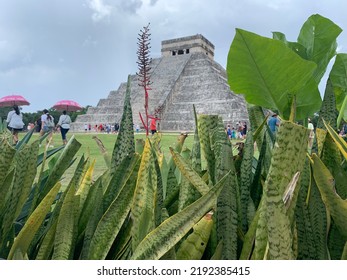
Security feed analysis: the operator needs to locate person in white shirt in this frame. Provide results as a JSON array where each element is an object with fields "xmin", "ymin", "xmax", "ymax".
[
  {"xmin": 57, "ymin": 110, "xmax": 71, "ymax": 145},
  {"xmin": 6, "ymin": 105, "xmax": 24, "ymax": 145},
  {"xmin": 308, "ymin": 118, "xmax": 315, "ymax": 149}
]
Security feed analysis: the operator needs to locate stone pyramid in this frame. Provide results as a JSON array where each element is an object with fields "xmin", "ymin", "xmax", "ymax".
[{"xmin": 71, "ymin": 34, "xmax": 248, "ymax": 131}]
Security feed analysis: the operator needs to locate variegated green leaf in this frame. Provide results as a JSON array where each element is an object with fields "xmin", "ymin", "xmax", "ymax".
[
  {"xmin": 38, "ymin": 136, "xmax": 81, "ymax": 202},
  {"xmin": 176, "ymin": 213, "xmax": 213, "ymax": 260},
  {"xmin": 265, "ymin": 121, "xmax": 309, "ymax": 260},
  {"xmin": 311, "ymin": 154, "xmax": 347, "ymax": 239},
  {"xmin": 8, "ymin": 182, "xmax": 61, "ymax": 259},
  {"xmin": 323, "ymin": 119, "xmax": 347, "ymax": 161},
  {"xmin": 317, "ymin": 79, "xmax": 339, "ymax": 130},
  {"xmin": 198, "ymin": 115, "xmax": 219, "ymax": 185},
  {"xmin": 169, "ymin": 147, "xmax": 209, "ymax": 195},
  {"xmin": 0, "ymin": 139, "xmax": 15, "ymax": 187},
  {"xmin": 131, "ymin": 171, "xmax": 230, "ymax": 260},
  {"xmin": 111, "ymin": 75, "xmax": 135, "ymax": 171},
  {"xmin": 239, "ymin": 132, "xmax": 255, "ymax": 233},
  {"xmin": 211, "ymin": 119, "xmax": 238, "ymax": 260},
  {"xmin": 87, "ymin": 156, "xmax": 140, "ymax": 259},
  {"xmin": 190, "ymin": 104, "xmax": 202, "ymax": 173},
  {"xmin": 131, "ymin": 139, "xmax": 158, "ymax": 251},
  {"xmin": 75, "ymin": 159, "xmax": 95, "ymax": 218},
  {"xmin": 35, "ymin": 219, "xmax": 58, "ymax": 260},
  {"xmin": 52, "ymin": 184, "xmax": 78, "ymax": 260}
]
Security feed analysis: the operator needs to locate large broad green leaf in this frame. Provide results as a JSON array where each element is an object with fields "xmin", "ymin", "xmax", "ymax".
[
  {"xmin": 227, "ymin": 28, "xmax": 318, "ymax": 120},
  {"xmin": 329, "ymin": 53, "xmax": 347, "ymax": 124},
  {"xmin": 272, "ymin": 32, "xmax": 307, "ymax": 59},
  {"xmin": 298, "ymin": 14, "xmax": 342, "ymax": 84}
]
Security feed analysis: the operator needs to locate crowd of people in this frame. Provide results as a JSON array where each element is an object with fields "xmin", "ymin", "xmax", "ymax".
[{"xmin": 226, "ymin": 121, "xmax": 248, "ymax": 140}]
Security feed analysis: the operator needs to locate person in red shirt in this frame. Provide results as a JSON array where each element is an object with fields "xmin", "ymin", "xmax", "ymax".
[{"xmin": 150, "ymin": 118, "xmax": 157, "ymax": 135}]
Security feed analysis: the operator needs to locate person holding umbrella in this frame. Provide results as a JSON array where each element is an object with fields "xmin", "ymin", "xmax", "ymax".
[
  {"xmin": 56, "ymin": 110, "xmax": 71, "ymax": 145},
  {"xmin": 6, "ymin": 105, "xmax": 25, "ymax": 145}
]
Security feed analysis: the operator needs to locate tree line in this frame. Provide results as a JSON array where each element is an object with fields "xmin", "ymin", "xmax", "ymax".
[{"xmin": 0, "ymin": 106, "xmax": 90, "ymax": 127}]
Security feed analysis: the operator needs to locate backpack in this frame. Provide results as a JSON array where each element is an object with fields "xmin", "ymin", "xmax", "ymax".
[{"xmin": 46, "ymin": 117, "xmax": 55, "ymax": 128}]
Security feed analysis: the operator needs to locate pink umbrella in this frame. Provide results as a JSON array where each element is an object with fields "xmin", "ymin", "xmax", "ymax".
[
  {"xmin": 52, "ymin": 100, "xmax": 82, "ymax": 112},
  {"xmin": 0, "ymin": 94, "xmax": 30, "ymax": 107}
]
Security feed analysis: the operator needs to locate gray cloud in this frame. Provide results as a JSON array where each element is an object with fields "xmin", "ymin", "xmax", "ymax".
[{"xmin": 1, "ymin": 0, "xmax": 347, "ymax": 113}]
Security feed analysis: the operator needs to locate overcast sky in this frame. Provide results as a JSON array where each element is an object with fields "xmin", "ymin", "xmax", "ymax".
[{"xmin": 1, "ymin": 0, "xmax": 347, "ymax": 113}]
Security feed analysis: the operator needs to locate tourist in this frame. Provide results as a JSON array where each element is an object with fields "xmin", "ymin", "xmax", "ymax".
[
  {"xmin": 308, "ymin": 118, "xmax": 315, "ymax": 149},
  {"xmin": 114, "ymin": 122, "xmax": 119, "ymax": 133},
  {"xmin": 6, "ymin": 105, "xmax": 25, "ymax": 145},
  {"xmin": 40, "ymin": 109, "xmax": 55, "ymax": 147},
  {"xmin": 57, "ymin": 110, "xmax": 71, "ymax": 145},
  {"xmin": 135, "ymin": 124, "xmax": 140, "ymax": 133},
  {"xmin": 227, "ymin": 124, "xmax": 232, "ymax": 139},
  {"xmin": 88, "ymin": 123, "xmax": 91, "ymax": 132},
  {"xmin": 242, "ymin": 122, "xmax": 248, "ymax": 138},
  {"xmin": 150, "ymin": 118, "xmax": 157, "ymax": 135},
  {"xmin": 84, "ymin": 124, "xmax": 88, "ymax": 132},
  {"xmin": 268, "ymin": 113, "xmax": 280, "ymax": 137}
]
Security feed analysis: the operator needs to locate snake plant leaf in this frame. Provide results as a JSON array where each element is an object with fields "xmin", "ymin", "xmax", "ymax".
[
  {"xmin": 38, "ymin": 135, "xmax": 81, "ymax": 202},
  {"xmin": 198, "ymin": 115, "xmax": 219, "ymax": 185},
  {"xmin": 298, "ymin": 14, "xmax": 342, "ymax": 84},
  {"xmin": 0, "ymin": 169, "xmax": 14, "ymax": 215},
  {"xmin": 295, "ymin": 159, "xmax": 322, "ymax": 260},
  {"xmin": 210, "ymin": 119, "xmax": 238, "ymax": 259},
  {"xmin": 190, "ymin": 104, "xmax": 202, "ymax": 173},
  {"xmin": 131, "ymin": 139, "xmax": 158, "ymax": 252},
  {"xmin": 1, "ymin": 140, "xmax": 40, "ymax": 241},
  {"xmin": 176, "ymin": 212, "xmax": 214, "ymax": 260},
  {"xmin": 317, "ymin": 79, "xmax": 339, "ymax": 130},
  {"xmin": 131, "ymin": 171, "xmax": 230, "ymax": 260},
  {"xmin": 75, "ymin": 159, "xmax": 96, "ymax": 219},
  {"xmin": 227, "ymin": 28, "xmax": 318, "ymax": 120},
  {"xmin": 0, "ymin": 140, "xmax": 15, "ymax": 187},
  {"xmin": 311, "ymin": 154, "xmax": 347, "ymax": 239},
  {"xmin": 103, "ymin": 154, "xmax": 139, "ymax": 212},
  {"xmin": 111, "ymin": 75, "xmax": 135, "ymax": 172},
  {"xmin": 266, "ymin": 122, "xmax": 309, "ymax": 259},
  {"xmin": 79, "ymin": 180, "xmax": 104, "ymax": 260},
  {"xmin": 330, "ymin": 53, "xmax": 347, "ymax": 124},
  {"xmin": 35, "ymin": 219, "xmax": 58, "ymax": 260},
  {"xmin": 131, "ymin": 138, "xmax": 157, "ymax": 250},
  {"xmin": 240, "ymin": 197, "xmax": 262, "ymax": 260},
  {"xmin": 323, "ymin": 119, "xmax": 347, "ymax": 161},
  {"xmin": 239, "ymin": 132, "xmax": 255, "ymax": 233},
  {"xmin": 8, "ymin": 182, "xmax": 61, "ymax": 259},
  {"xmin": 52, "ymin": 183, "xmax": 78, "ymax": 260},
  {"xmin": 169, "ymin": 147, "xmax": 209, "ymax": 195},
  {"xmin": 87, "ymin": 156, "xmax": 140, "ymax": 260},
  {"xmin": 321, "ymin": 134, "xmax": 347, "ymax": 198}
]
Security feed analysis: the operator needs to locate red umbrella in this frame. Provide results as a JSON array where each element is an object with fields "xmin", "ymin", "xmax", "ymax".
[
  {"xmin": 52, "ymin": 100, "xmax": 82, "ymax": 112},
  {"xmin": 0, "ymin": 94, "xmax": 30, "ymax": 107}
]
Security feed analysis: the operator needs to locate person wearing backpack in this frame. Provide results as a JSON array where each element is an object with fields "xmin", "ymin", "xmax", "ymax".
[{"xmin": 40, "ymin": 109, "xmax": 55, "ymax": 147}]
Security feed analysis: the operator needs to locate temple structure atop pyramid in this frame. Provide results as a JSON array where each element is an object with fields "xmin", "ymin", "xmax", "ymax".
[{"xmin": 71, "ymin": 34, "xmax": 248, "ymax": 131}]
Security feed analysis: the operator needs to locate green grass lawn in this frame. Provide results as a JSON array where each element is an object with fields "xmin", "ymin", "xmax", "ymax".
[
  {"xmin": 27, "ymin": 131, "xmax": 195, "ymax": 183},
  {"xmin": 23, "ymin": 130, "xmax": 247, "ymax": 185}
]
